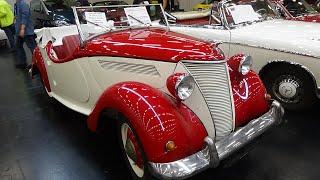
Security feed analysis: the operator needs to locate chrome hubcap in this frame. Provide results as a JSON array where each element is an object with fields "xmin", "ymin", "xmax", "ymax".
[
  {"xmin": 273, "ymin": 75, "xmax": 302, "ymax": 104},
  {"xmin": 278, "ymin": 79, "xmax": 299, "ymax": 99},
  {"xmin": 121, "ymin": 123, "xmax": 144, "ymax": 177}
]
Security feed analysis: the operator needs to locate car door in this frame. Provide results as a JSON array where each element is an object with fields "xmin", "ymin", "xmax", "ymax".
[{"xmin": 38, "ymin": 30, "xmax": 91, "ymax": 114}]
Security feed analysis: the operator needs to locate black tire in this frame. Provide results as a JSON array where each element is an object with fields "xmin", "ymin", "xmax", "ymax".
[
  {"xmin": 262, "ymin": 64, "xmax": 317, "ymax": 111},
  {"xmin": 116, "ymin": 115, "xmax": 156, "ymax": 180}
]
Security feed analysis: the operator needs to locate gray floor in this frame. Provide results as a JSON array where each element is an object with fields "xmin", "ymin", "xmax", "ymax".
[{"xmin": 1, "ymin": 46, "xmax": 320, "ymax": 180}]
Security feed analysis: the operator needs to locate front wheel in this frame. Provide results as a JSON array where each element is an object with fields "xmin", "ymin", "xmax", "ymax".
[
  {"xmin": 262, "ymin": 65, "xmax": 317, "ymax": 110},
  {"xmin": 117, "ymin": 118, "xmax": 154, "ymax": 180}
]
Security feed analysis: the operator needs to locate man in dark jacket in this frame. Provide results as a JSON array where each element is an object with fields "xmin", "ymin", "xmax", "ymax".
[{"xmin": 15, "ymin": 0, "xmax": 36, "ymax": 69}]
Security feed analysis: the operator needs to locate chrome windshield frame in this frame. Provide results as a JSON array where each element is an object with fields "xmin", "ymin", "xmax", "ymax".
[
  {"xmin": 72, "ymin": 4, "xmax": 170, "ymax": 47},
  {"xmin": 216, "ymin": 0, "xmax": 281, "ymax": 30}
]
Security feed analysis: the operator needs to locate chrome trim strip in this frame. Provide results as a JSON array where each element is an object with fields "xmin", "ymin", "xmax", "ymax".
[
  {"xmin": 180, "ymin": 60, "xmax": 226, "ymax": 64},
  {"xmin": 224, "ymin": 64, "xmax": 236, "ymax": 130},
  {"xmin": 72, "ymin": 6, "xmax": 85, "ymax": 47}
]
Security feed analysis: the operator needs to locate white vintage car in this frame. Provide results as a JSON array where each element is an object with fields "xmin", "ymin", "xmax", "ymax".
[
  {"xmin": 166, "ymin": 0, "xmax": 320, "ymax": 110},
  {"xmin": 30, "ymin": 4, "xmax": 283, "ymax": 180}
]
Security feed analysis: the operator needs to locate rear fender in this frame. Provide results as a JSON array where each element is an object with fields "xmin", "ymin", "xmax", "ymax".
[
  {"xmin": 32, "ymin": 47, "xmax": 51, "ymax": 92},
  {"xmin": 87, "ymin": 82, "xmax": 208, "ymax": 163}
]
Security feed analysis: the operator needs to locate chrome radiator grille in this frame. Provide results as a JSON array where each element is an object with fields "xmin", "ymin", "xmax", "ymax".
[{"xmin": 182, "ymin": 61, "xmax": 234, "ymax": 140}]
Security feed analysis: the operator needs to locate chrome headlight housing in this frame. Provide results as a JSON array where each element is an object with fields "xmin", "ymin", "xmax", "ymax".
[
  {"xmin": 175, "ymin": 75, "xmax": 195, "ymax": 100},
  {"xmin": 239, "ymin": 55, "xmax": 253, "ymax": 75}
]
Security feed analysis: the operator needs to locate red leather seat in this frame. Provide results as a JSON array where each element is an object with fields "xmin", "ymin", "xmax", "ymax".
[{"xmin": 53, "ymin": 35, "xmax": 80, "ymax": 60}]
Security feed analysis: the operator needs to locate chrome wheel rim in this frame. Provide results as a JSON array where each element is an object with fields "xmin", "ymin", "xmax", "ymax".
[
  {"xmin": 273, "ymin": 75, "xmax": 302, "ymax": 104},
  {"xmin": 121, "ymin": 123, "xmax": 144, "ymax": 178}
]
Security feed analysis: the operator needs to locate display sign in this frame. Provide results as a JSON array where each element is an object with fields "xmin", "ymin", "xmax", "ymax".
[
  {"xmin": 124, "ymin": 6, "xmax": 152, "ymax": 26},
  {"xmin": 228, "ymin": 5, "xmax": 261, "ymax": 24},
  {"xmin": 84, "ymin": 12, "xmax": 109, "ymax": 27}
]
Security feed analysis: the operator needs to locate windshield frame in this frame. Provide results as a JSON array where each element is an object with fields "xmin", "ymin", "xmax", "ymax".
[
  {"xmin": 72, "ymin": 4, "xmax": 170, "ymax": 47},
  {"xmin": 217, "ymin": 0, "xmax": 281, "ymax": 29},
  {"xmin": 275, "ymin": 0, "xmax": 318, "ymax": 17}
]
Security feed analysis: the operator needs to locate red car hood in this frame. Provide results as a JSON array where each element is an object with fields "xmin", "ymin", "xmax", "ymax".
[
  {"xmin": 82, "ymin": 28, "xmax": 225, "ymax": 62},
  {"xmin": 292, "ymin": 14, "xmax": 320, "ymax": 22}
]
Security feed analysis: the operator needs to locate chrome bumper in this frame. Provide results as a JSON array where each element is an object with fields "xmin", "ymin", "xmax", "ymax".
[{"xmin": 149, "ymin": 100, "xmax": 284, "ymax": 179}]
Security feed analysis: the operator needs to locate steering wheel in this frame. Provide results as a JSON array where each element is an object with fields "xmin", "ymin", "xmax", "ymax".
[{"xmin": 256, "ymin": 8, "xmax": 267, "ymax": 15}]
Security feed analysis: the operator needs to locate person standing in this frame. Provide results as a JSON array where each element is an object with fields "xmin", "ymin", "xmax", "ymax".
[
  {"xmin": 0, "ymin": 0, "xmax": 15, "ymax": 51},
  {"xmin": 15, "ymin": 0, "xmax": 36, "ymax": 69}
]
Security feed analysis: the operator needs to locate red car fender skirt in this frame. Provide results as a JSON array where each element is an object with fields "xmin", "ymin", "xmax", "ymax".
[
  {"xmin": 87, "ymin": 82, "xmax": 208, "ymax": 163},
  {"xmin": 32, "ymin": 47, "xmax": 51, "ymax": 92}
]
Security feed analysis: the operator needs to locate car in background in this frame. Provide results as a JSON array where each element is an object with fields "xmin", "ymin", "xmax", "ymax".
[
  {"xmin": 92, "ymin": 0, "xmax": 128, "ymax": 6},
  {"xmin": 273, "ymin": 0, "xmax": 320, "ymax": 22},
  {"xmin": 30, "ymin": 0, "xmax": 76, "ymax": 28},
  {"xmin": 166, "ymin": 0, "xmax": 320, "ymax": 110},
  {"xmin": 193, "ymin": 0, "xmax": 213, "ymax": 10},
  {"xmin": 30, "ymin": 4, "xmax": 283, "ymax": 179}
]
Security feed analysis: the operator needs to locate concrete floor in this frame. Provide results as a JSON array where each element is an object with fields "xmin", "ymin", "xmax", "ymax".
[{"xmin": 1, "ymin": 47, "xmax": 320, "ymax": 180}]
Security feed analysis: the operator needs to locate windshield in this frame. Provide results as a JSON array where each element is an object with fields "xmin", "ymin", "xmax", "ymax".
[
  {"xmin": 281, "ymin": 0, "xmax": 318, "ymax": 16},
  {"xmin": 93, "ymin": 1, "xmax": 129, "ymax": 6},
  {"xmin": 73, "ymin": 4, "xmax": 168, "ymax": 42},
  {"xmin": 222, "ymin": 0, "xmax": 279, "ymax": 27},
  {"xmin": 44, "ymin": 0, "xmax": 76, "ymax": 11}
]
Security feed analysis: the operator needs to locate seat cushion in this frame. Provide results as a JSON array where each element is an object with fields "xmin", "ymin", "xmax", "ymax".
[{"xmin": 53, "ymin": 35, "xmax": 80, "ymax": 60}]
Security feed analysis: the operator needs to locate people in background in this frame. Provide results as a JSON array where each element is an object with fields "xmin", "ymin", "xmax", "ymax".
[
  {"xmin": 15, "ymin": 0, "xmax": 36, "ymax": 69},
  {"xmin": 133, "ymin": 0, "xmax": 170, "ymax": 10},
  {"xmin": 0, "ymin": 0, "xmax": 15, "ymax": 51},
  {"xmin": 77, "ymin": 0, "xmax": 90, "ymax": 6}
]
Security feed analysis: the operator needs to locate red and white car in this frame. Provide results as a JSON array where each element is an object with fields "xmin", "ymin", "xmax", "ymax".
[
  {"xmin": 30, "ymin": 4, "xmax": 283, "ymax": 179},
  {"xmin": 273, "ymin": 0, "xmax": 320, "ymax": 23}
]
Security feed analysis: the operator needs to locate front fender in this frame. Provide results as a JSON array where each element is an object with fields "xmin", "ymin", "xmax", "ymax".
[
  {"xmin": 229, "ymin": 68, "xmax": 269, "ymax": 126},
  {"xmin": 87, "ymin": 82, "xmax": 207, "ymax": 163}
]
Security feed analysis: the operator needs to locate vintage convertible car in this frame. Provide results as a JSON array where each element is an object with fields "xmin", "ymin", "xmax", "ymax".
[
  {"xmin": 166, "ymin": 0, "xmax": 320, "ymax": 110},
  {"xmin": 272, "ymin": 0, "xmax": 320, "ymax": 23},
  {"xmin": 30, "ymin": 4, "xmax": 283, "ymax": 179}
]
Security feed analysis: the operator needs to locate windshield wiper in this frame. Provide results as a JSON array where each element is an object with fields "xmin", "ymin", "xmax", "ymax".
[
  {"xmin": 128, "ymin": 14, "xmax": 151, "ymax": 27},
  {"xmin": 85, "ymin": 18, "xmax": 111, "ymax": 32}
]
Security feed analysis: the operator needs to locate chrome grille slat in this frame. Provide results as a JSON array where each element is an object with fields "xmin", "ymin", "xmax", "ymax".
[
  {"xmin": 99, "ymin": 60, "xmax": 160, "ymax": 76},
  {"xmin": 183, "ymin": 62, "xmax": 234, "ymax": 140}
]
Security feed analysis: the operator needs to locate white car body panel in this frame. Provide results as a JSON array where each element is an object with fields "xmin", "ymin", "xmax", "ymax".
[{"xmin": 170, "ymin": 19, "xmax": 320, "ymax": 89}]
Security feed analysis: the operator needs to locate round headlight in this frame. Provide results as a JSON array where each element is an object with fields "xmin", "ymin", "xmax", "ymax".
[
  {"xmin": 175, "ymin": 75, "xmax": 195, "ymax": 100},
  {"xmin": 239, "ymin": 55, "xmax": 253, "ymax": 75}
]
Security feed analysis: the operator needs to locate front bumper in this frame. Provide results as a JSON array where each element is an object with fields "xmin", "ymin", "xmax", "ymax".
[{"xmin": 149, "ymin": 100, "xmax": 284, "ymax": 179}]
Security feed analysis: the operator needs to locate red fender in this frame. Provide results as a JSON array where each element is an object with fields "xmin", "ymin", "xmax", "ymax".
[
  {"xmin": 87, "ymin": 82, "xmax": 208, "ymax": 163},
  {"xmin": 32, "ymin": 47, "xmax": 51, "ymax": 92},
  {"xmin": 228, "ymin": 54, "xmax": 269, "ymax": 127}
]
